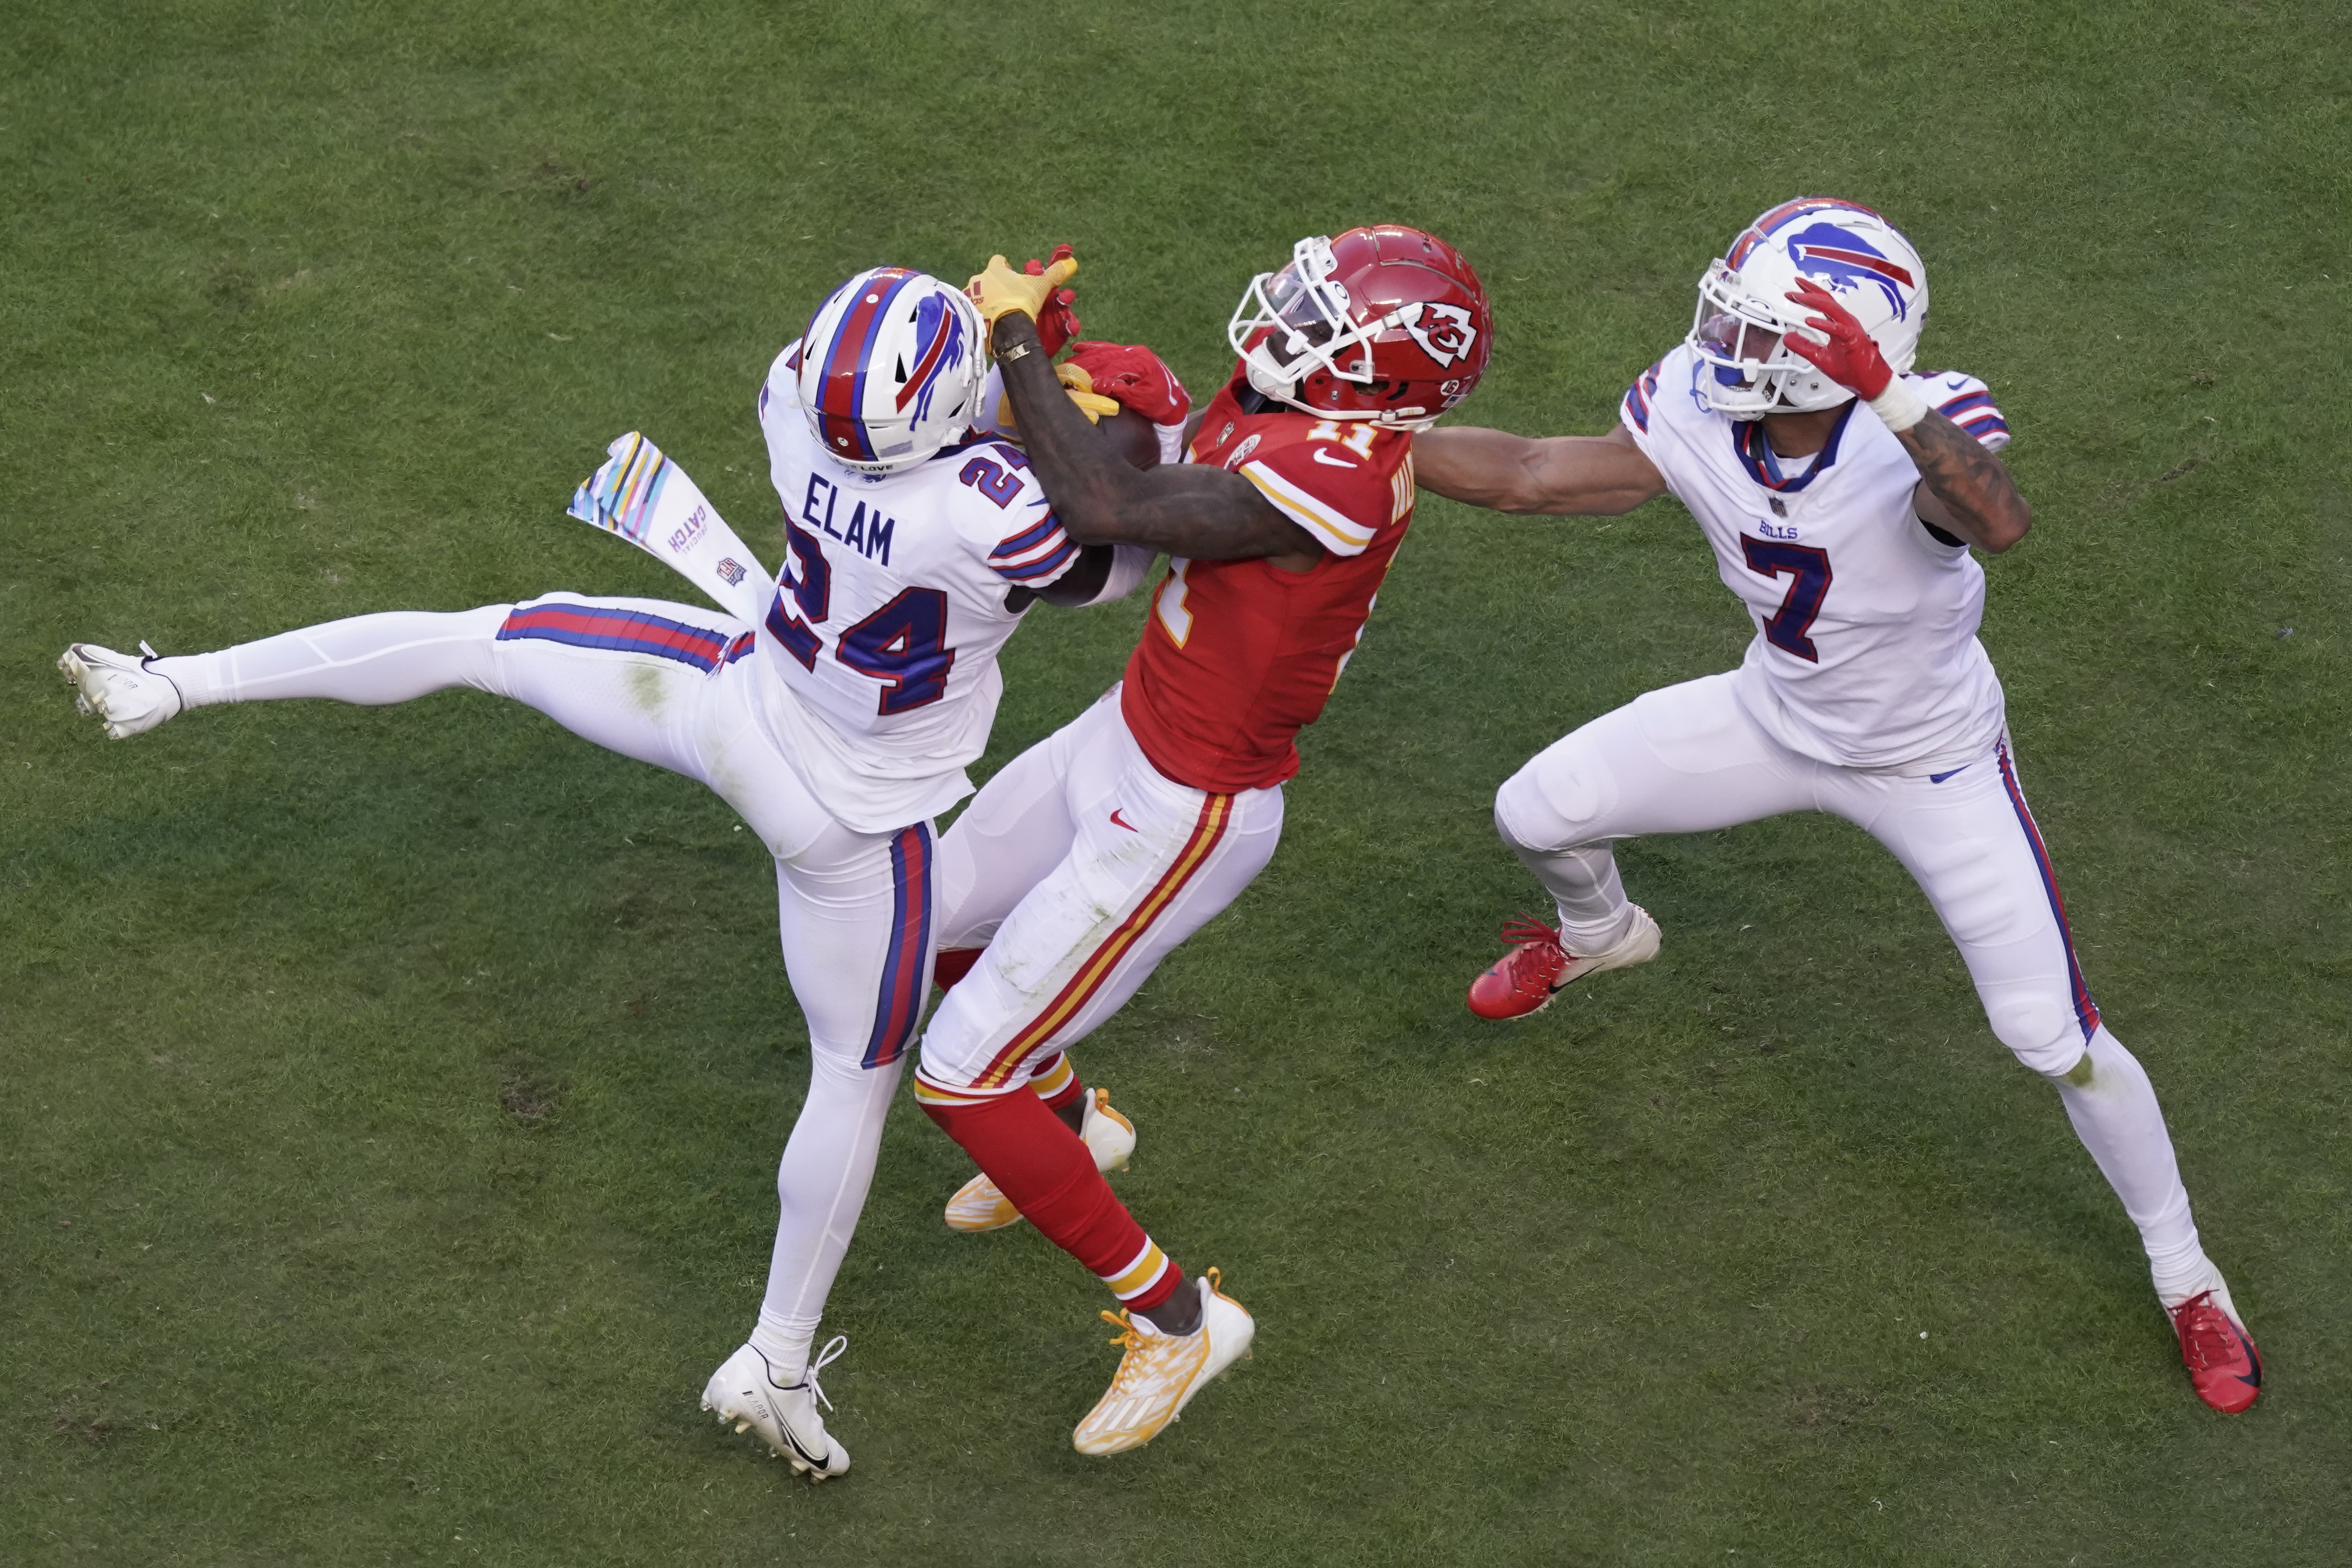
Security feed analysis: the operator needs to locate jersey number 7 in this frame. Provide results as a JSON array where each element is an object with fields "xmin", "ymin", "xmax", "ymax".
[
  {"xmin": 767, "ymin": 515, "xmax": 955, "ymax": 713},
  {"xmin": 1740, "ymin": 536, "xmax": 1832, "ymax": 663}
]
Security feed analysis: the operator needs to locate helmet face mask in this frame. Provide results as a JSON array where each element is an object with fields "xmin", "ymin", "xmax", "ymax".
[
  {"xmin": 1685, "ymin": 198, "xmax": 1929, "ymax": 421},
  {"xmin": 797, "ymin": 267, "xmax": 985, "ymax": 474},
  {"xmin": 1233, "ymin": 237, "xmax": 1379, "ymax": 400},
  {"xmin": 1227, "ymin": 227, "xmax": 1491, "ymax": 430}
]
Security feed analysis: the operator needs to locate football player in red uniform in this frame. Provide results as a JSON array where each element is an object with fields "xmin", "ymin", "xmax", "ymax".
[{"xmin": 912, "ymin": 229, "xmax": 1491, "ymax": 1454}]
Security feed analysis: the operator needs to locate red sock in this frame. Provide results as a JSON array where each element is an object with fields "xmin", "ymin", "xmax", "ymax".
[
  {"xmin": 920, "ymin": 1087, "xmax": 1183, "ymax": 1315},
  {"xmin": 933, "ymin": 946, "xmax": 984, "ymax": 991},
  {"xmin": 1028, "ymin": 1052, "xmax": 1088, "ymax": 1116}
]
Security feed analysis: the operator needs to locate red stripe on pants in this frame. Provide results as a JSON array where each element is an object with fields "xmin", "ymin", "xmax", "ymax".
[{"xmin": 920, "ymin": 1089, "xmax": 1182, "ymax": 1313}]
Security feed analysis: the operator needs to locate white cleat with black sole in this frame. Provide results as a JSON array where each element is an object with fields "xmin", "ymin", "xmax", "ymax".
[
  {"xmin": 59, "ymin": 642, "xmax": 183, "ymax": 739},
  {"xmin": 701, "ymin": 1336, "xmax": 851, "ymax": 1480}
]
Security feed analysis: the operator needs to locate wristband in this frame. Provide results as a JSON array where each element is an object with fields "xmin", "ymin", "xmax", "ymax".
[
  {"xmin": 1867, "ymin": 376, "xmax": 1928, "ymax": 433},
  {"xmin": 998, "ymin": 339, "xmax": 1034, "ymax": 364}
]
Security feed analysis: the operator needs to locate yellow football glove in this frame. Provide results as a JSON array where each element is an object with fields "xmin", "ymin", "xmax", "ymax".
[
  {"xmin": 1056, "ymin": 362, "xmax": 1122, "ymax": 423},
  {"xmin": 967, "ymin": 251, "xmax": 1080, "ymax": 331},
  {"xmin": 993, "ymin": 362, "xmax": 1122, "ymax": 430}
]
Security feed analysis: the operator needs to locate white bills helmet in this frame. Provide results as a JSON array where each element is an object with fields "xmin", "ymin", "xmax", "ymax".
[
  {"xmin": 1686, "ymin": 198, "xmax": 1929, "ymax": 419},
  {"xmin": 797, "ymin": 266, "xmax": 984, "ymax": 473}
]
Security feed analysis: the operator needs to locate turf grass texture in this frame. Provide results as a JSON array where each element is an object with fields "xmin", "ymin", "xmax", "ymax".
[{"xmin": 2, "ymin": 1, "xmax": 2348, "ymax": 1563}]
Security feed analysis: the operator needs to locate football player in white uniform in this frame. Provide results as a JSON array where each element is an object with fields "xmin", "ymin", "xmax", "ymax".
[
  {"xmin": 1413, "ymin": 198, "xmax": 2262, "ymax": 1415},
  {"xmin": 57, "ymin": 263, "xmax": 1165, "ymax": 1477}
]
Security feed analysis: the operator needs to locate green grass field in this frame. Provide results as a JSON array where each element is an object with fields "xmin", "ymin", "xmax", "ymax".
[{"xmin": 5, "ymin": 2, "xmax": 2348, "ymax": 1562}]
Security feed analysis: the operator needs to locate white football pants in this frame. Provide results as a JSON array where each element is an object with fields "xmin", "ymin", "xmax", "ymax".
[
  {"xmin": 1495, "ymin": 671, "xmax": 2217, "ymax": 1304},
  {"xmin": 155, "ymin": 594, "xmax": 937, "ymax": 1381},
  {"xmin": 918, "ymin": 688, "xmax": 1284, "ymax": 1096}
]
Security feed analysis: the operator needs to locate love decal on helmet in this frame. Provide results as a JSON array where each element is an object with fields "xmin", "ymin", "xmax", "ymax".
[{"xmin": 796, "ymin": 266, "xmax": 985, "ymax": 474}]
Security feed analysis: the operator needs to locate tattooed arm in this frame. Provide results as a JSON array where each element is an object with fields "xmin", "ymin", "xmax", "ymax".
[
  {"xmin": 1899, "ymin": 411, "xmax": 2032, "ymax": 554},
  {"xmin": 1781, "ymin": 278, "xmax": 2032, "ymax": 554}
]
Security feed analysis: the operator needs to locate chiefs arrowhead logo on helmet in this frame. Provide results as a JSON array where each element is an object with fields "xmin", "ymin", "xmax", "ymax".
[{"xmin": 1402, "ymin": 302, "xmax": 1478, "ymax": 368}]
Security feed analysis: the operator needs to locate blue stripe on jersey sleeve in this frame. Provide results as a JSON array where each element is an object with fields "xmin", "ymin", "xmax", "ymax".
[
  {"xmin": 991, "ymin": 518, "xmax": 1065, "ymax": 560},
  {"xmin": 992, "ymin": 540, "xmax": 1077, "ymax": 583}
]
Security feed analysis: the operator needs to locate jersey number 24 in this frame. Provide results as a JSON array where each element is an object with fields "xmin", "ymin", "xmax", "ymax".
[{"xmin": 767, "ymin": 516, "xmax": 956, "ymax": 714}]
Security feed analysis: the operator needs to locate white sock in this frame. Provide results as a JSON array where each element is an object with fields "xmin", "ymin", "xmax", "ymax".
[{"xmin": 749, "ymin": 1315, "xmax": 813, "ymax": 1387}]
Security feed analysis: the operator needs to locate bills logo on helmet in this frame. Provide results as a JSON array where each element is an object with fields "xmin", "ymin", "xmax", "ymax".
[
  {"xmin": 1783, "ymin": 223, "xmax": 1916, "ymax": 319},
  {"xmin": 1401, "ymin": 302, "xmax": 1478, "ymax": 367},
  {"xmin": 895, "ymin": 291, "xmax": 970, "ymax": 422}
]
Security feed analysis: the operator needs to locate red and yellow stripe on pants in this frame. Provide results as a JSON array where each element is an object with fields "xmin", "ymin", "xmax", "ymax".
[{"xmin": 968, "ymin": 792, "xmax": 1235, "ymax": 1090}]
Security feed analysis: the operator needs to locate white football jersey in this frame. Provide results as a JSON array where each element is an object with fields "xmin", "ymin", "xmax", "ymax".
[
  {"xmin": 751, "ymin": 340, "xmax": 1080, "ymax": 833},
  {"xmin": 1621, "ymin": 344, "xmax": 2014, "ymax": 774}
]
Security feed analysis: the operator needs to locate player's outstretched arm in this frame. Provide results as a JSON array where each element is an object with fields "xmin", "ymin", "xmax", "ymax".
[
  {"xmin": 989, "ymin": 312, "xmax": 1319, "ymax": 568},
  {"xmin": 1413, "ymin": 424, "xmax": 1668, "ymax": 516},
  {"xmin": 1781, "ymin": 281, "xmax": 2031, "ymax": 554}
]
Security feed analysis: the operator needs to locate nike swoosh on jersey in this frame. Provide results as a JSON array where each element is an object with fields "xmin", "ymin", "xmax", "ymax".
[
  {"xmin": 1310, "ymin": 450, "xmax": 1359, "ymax": 468},
  {"xmin": 1110, "ymin": 809, "xmax": 1138, "ymax": 832}
]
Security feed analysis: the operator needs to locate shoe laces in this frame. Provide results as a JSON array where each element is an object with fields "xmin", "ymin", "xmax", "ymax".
[
  {"xmin": 1097, "ymin": 1306, "xmax": 1193, "ymax": 1404},
  {"xmin": 791, "ymin": 1334, "xmax": 848, "ymax": 1412},
  {"xmin": 2170, "ymin": 1292, "xmax": 2239, "ymax": 1370},
  {"xmin": 1497, "ymin": 913, "xmax": 1568, "ymax": 977}
]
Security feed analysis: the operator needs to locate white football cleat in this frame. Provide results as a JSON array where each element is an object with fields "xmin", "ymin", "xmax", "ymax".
[
  {"xmin": 700, "ymin": 1336, "xmax": 851, "ymax": 1480},
  {"xmin": 945, "ymin": 1087, "xmax": 1136, "ymax": 1233},
  {"xmin": 1072, "ymin": 1269, "xmax": 1254, "ymax": 1456},
  {"xmin": 59, "ymin": 642, "xmax": 183, "ymax": 739}
]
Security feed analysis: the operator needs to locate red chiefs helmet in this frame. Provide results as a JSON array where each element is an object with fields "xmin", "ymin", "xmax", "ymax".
[{"xmin": 1227, "ymin": 225, "xmax": 1491, "ymax": 428}]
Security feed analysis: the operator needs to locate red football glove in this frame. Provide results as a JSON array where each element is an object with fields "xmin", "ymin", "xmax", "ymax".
[
  {"xmin": 1058, "ymin": 340, "xmax": 1192, "ymax": 428},
  {"xmin": 1782, "ymin": 280, "xmax": 1893, "ymax": 400},
  {"xmin": 1024, "ymin": 244, "xmax": 1081, "ymax": 356}
]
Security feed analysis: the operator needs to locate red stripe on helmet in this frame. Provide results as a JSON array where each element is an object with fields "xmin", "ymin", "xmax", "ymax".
[
  {"xmin": 893, "ymin": 305, "xmax": 954, "ymax": 411},
  {"xmin": 1730, "ymin": 197, "xmax": 1891, "ymax": 268},
  {"xmin": 1794, "ymin": 244, "xmax": 1916, "ymax": 287},
  {"xmin": 814, "ymin": 268, "xmax": 915, "ymax": 460}
]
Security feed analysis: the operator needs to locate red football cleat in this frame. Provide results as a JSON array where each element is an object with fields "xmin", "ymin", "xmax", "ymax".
[
  {"xmin": 2171, "ymin": 1291, "xmax": 2262, "ymax": 1414},
  {"xmin": 1466, "ymin": 908, "xmax": 1661, "ymax": 1020},
  {"xmin": 1468, "ymin": 917, "xmax": 1572, "ymax": 1019}
]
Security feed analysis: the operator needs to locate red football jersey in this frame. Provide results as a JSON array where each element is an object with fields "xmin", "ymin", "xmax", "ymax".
[{"xmin": 1121, "ymin": 372, "xmax": 1418, "ymax": 792}]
